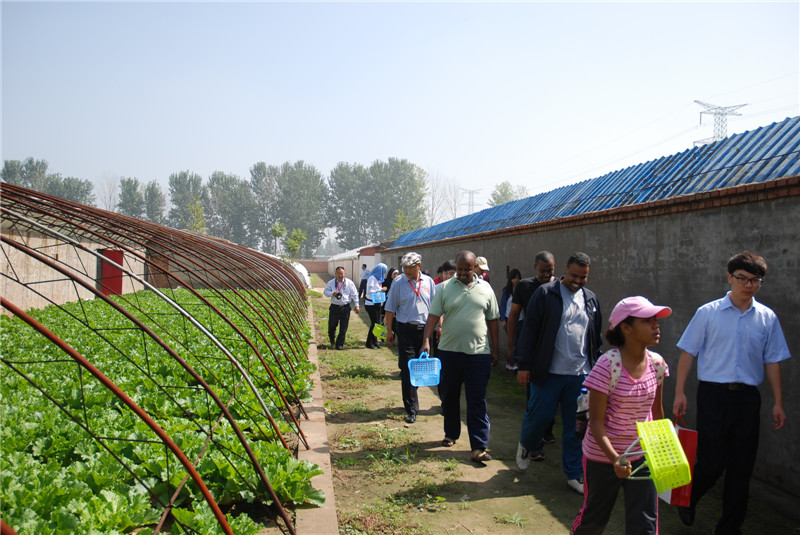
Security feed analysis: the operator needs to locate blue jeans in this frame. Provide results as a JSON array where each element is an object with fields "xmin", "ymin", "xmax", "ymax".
[
  {"xmin": 438, "ymin": 350, "xmax": 492, "ymax": 451},
  {"xmin": 520, "ymin": 372, "xmax": 585, "ymax": 480}
]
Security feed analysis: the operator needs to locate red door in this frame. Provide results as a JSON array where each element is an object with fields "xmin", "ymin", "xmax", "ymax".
[{"xmin": 99, "ymin": 249, "xmax": 124, "ymax": 296}]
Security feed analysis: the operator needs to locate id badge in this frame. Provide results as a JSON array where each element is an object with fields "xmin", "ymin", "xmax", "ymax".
[{"xmin": 416, "ymin": 298, "xmax": 428, "ymax": 316}]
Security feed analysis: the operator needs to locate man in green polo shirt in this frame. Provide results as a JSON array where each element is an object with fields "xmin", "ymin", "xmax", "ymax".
[{"xmin": 421, "ymin": 250, "xmax": 500, "ymax": 463}]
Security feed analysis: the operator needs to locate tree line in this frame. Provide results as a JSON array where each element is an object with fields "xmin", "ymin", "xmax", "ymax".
[{"xmin": 2, "ymin": 157, "xmax": 530, "ymax": 258}]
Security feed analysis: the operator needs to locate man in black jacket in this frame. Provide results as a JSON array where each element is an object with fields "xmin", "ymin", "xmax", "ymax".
[{"xmin": 515, "ymin": 252, "xmax": 603, "ymax": 495}]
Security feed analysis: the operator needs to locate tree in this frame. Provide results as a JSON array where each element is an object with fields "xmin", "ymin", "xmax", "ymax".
[
  {"xmin": 187, "ymin": 200, "xmax": 207, "ymax": 234},
  {"xmin": 1, "ymin": 160, "xmax": 23, "ymax": 184},
  {"xmin": 1, "ymin": 157, "xmax": 48, "ymax": 191},
  {"xmin": 269, "ymin": 222, "xmax": 287, "ymax": 255},
  {"xmin": 168, "ymin": 171, "xmax": 205, "ymax": 229},
  {"xmin": 275, "ymin": 161, "xmax": 328, "ymax": 259},
  {"xmin": 46, "ymin": 174, "xmax": 96, "ymax": 205},
  {"xmin": 204, "ymin": 171, "xmax": 258, "ymax": 247},
  {"xmin": 97, "ymin": 174, "xmax": 119, "ymax": 211},
  {"xmin": 390, "ymin": 209, "xmax": 420, "ymax": 240},
  {"xmin": 367, "ymin": 158, "xmax": 428, "ymax": 242},
  {"xmin": 144, "ymin": 180, "xmax": 167, "ymax": 225},
  {"xmin": 488, "ymin": 181, "xmax": 529, "ymax": 207},
  {"xmin": 426, "ymin": 170, "xmax": 461, "ymax": 225},
  {"xmin": 249, "ymin": 162, "xmax": 279, "ymax": 253},
  {"xmin": 117, "ymin": 177, "xmax": 145, "ymax": 218},
  {"xmin": 284, "ymin": 228, "xmax": 307, "ymax": 260},
  {"xmin": 2, "ymin": 159, "xmax": 94, "ymax": 205},
  {"xmin": 326, "ymin": 162, "xmax": 376, "ymax": 250}
]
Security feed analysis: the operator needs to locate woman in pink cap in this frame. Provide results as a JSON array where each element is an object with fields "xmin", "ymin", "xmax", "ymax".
[{"xmin": 571, "ymin": 296, "xmax": 672, "ymax": 535}]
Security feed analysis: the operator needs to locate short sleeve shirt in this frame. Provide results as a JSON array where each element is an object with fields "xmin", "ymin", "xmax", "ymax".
[
  {"xmin": 430, "ymin": 276, "xmax": 499, "ymax": 355},
  {"xmin": 384, "ymin": 273, "xmax": 435, "ymax": 324},
  {"xmin": 677, "ymin": 293, "xmax": 791, "ymax": 385},
  {"xmin": 582, "ymin": 349, "xmax": 669, "ymax": 463}
]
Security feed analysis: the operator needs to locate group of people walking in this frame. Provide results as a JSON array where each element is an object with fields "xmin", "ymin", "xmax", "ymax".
[{"xmin": 324, "ymin": 249, "xmax": 791, "ymax": 535}]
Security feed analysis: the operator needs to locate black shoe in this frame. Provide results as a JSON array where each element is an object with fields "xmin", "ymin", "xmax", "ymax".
[
  {"xmin": 404, "ymin": 413, "xmax": 416, "ymax": 424},
  {"xmin": 677, "ymin": 506, "xmax": 695, "ymax": 526},
  {"xmin": 336, "ymin": 345, "xmax": 344, "ymax": 351},
  {"xmin": 542, "ymin": 431, "xmax": 555, "ymax": 444}
]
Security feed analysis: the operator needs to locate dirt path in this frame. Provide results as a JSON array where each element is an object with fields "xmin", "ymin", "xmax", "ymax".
[{"xmin": 308, "ymin": 274, "xmax": 798, "ymax": 535}]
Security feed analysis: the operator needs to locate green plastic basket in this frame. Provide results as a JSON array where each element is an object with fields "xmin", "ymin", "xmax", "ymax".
[
  {"xmin": 372, "ymin": 323, "xmax": 387, "ymax": 340},
  {"xmin": 620, "ymin": 418, "xmax": 692, "ymax": 494}
]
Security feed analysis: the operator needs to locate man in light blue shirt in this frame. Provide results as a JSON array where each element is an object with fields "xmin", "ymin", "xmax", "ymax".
[
  {"xmin": 673, "ymin": 251, "xmax": 791, "ymax": 534},
  {"xmin": 384, "ymin": 252, "xmax": 436, "ymax": 424}
]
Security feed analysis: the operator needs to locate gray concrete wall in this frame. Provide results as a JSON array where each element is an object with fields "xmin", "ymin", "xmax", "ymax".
[
  {"xmin": 389, "ymin": 179, "xmax": 800, "ymax": 499},
  {"xmin": 1, "ymin": 231, "xmax": 146, "ymax": 310}
]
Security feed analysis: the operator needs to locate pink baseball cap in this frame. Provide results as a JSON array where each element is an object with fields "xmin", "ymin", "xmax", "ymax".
[{"xmin": 609, "ymin": 296, "xmax": 672, "ymax": 328}]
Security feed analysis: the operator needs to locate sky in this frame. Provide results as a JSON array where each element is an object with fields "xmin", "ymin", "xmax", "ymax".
[{"xmin": 2, "ymin": 1, "xmax": 799, "ymax": 215}]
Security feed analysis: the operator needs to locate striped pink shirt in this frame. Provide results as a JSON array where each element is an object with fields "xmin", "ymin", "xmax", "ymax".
[{"xmin": 582, "ymin": 349, "xmax": 669, "ymax": 463}]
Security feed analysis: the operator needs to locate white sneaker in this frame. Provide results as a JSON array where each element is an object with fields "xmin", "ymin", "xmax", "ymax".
[
  {"xmin": 567, "ymin": 478, "xmax": 584, "ymax": 495},
  {"xmin": 516, "ymin": 442, "xmax": 531, "ymax": 471}
]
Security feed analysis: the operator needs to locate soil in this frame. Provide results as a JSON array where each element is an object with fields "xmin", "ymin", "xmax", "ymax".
[{"xmin": 307, "ymin": 273, "xmax": 798, "ymax": 535}]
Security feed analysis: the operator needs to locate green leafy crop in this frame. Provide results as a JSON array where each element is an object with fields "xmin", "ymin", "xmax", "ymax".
[{"xmin": 1, "ymin": 289, "xmax": 321, "ymax": 534}]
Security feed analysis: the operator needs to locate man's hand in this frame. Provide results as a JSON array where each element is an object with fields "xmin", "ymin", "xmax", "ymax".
[
  {"xmin": 490, "ymin": 347, "xmax": 499, "ymax": 367},
  {"xmin": 385, "ymin": 330, "xmax": 395, "ymax": 347},
  {"xmin": 773, "ymin": 404, "xmax": 787, "ymax": 430},
  {"xmin": 420, "ymin": 339, "xmax": 431, "ymax": 356},
  {"xmin": 672, "ymin": 392, "xmax": 687, "ymax": 418},
  {"xmin": 517, "ymin": 370, "xmax": 530, "ymax": 387},
  {"xmin": 354, "ymin": 306, "xmax": 360, "ymax": 314}
]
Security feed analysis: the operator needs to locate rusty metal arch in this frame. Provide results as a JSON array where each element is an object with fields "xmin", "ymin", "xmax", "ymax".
[
  {"xmin": 4, "ymin": 186, "xmax": 311, "ymax": 414},
  {"xmin": 0, "ymin": 243, "xmax": 296, "ymax": 533},
  {"xmin": 1, "ymin": 298, "xmax": 235, "ymax": 535},
  {"xmin": 2, "ymin": 206, "xmax": 304, "ymax": 448},
  {"xmin": 1, "ymin": 185, "xmax": 309, "ymax": 434},
  {"xmin": 0, "ymin": 184, "xmax": 315, "ymax": 534}
]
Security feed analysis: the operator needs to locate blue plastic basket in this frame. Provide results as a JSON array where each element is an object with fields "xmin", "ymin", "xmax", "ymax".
[
  {"xmin": 370, "ymin": 291, "xmax": 386, "ymax": 303},
  {"xmin": 408, "ymin": 351, "xmax": 441, "ymax": 387}
]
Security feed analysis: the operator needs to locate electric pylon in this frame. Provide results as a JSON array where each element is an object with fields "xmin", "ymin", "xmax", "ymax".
[
  {"xmin": 693, "ymin": 100, "xmax": 747, "ymax": 145},
  {"xmin": 461, "ymin": 188, "xmax": 481, "ymax": 215}
]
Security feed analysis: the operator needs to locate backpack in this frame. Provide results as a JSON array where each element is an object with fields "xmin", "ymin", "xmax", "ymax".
[
  {"xmin": 576, "ymin": 348, "xmax": 667, "ymax": 440},
  {"xmin": 602, "ymin": 347, "xmax": 667, "ymax": 395}
]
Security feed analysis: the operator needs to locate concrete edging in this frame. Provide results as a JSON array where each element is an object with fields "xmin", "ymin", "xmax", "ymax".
[{"xmin": 295, "ymin": 302, "xmax": 339, "ymax": 535}]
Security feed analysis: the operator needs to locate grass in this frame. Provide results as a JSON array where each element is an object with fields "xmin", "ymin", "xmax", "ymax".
[
  {"xmin": 325, "ymin": 400, "xmax": 371, "ymax": 415},
  {"xmin": 495, "ymin": 512, "xmax": 528, "ymax": 528}
]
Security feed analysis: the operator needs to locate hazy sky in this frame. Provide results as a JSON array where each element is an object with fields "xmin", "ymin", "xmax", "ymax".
[{"xmin": 3, "ymin": 1, "xmax": 798, "ymax": 213}]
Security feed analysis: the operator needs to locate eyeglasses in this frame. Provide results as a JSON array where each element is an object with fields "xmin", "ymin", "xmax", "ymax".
[{"xmin": 731, "ymin": 274, "xmax": 764, "ymax": 287}]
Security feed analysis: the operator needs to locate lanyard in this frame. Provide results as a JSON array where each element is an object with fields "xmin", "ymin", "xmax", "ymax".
[
  {"xmin": 335, "ymin": 281, "xmax": 344, "ymax": 294},
  {"xmin": 408, "ymin": 278, "xmax": 422, "ymax": 300}
]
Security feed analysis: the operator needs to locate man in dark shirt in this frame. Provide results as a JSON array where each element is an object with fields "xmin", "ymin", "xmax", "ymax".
[
  {"xmin": 507, "ymin": 251, "xmax": 556, "ymax": 368},
  {"xmin": 506, "ymin": 251, "xmax": 557, "ymax": 443}
]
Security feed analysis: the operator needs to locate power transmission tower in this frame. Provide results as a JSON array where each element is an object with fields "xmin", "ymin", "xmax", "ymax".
[
  {"xmin": 461, "ymin": 188, "xmax": 481, "ymax": 215},
  {"xmin": 693, "ymin": 100, "xmax": 747, "ymax": 145}
]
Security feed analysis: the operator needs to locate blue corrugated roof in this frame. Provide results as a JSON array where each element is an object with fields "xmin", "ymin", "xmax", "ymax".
[{"xmin": 392, "ymin": 116, "xmax": 800, "ymax": 248}]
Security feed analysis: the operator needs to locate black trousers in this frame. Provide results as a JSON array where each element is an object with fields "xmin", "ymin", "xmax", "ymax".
[
  {"xmin": 365, "ymin": 304, "xmax": 381, "ymax": 347},
  {"xmin": 358, "ymin": 279, "xmax": 367, "ymax": 299},
  {"xmin": 691, "ymin": 381, "xmax": 761, "ymax": 535},
  {"xmin": 572, "ymin": 457, "xmax": 657, "ymax": 535},
  {"xmin": 396, "ymin": 322, "xmax": 425, "ymax": 416},
  {"xmin": 328, "ymin": 304, "xmax": 351, "ymax": 347}
]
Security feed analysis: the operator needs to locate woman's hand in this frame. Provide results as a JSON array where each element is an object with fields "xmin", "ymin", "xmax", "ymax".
[{"xmin": 613, "ymin": 456, "xmax": 632, "ymax": 479}]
